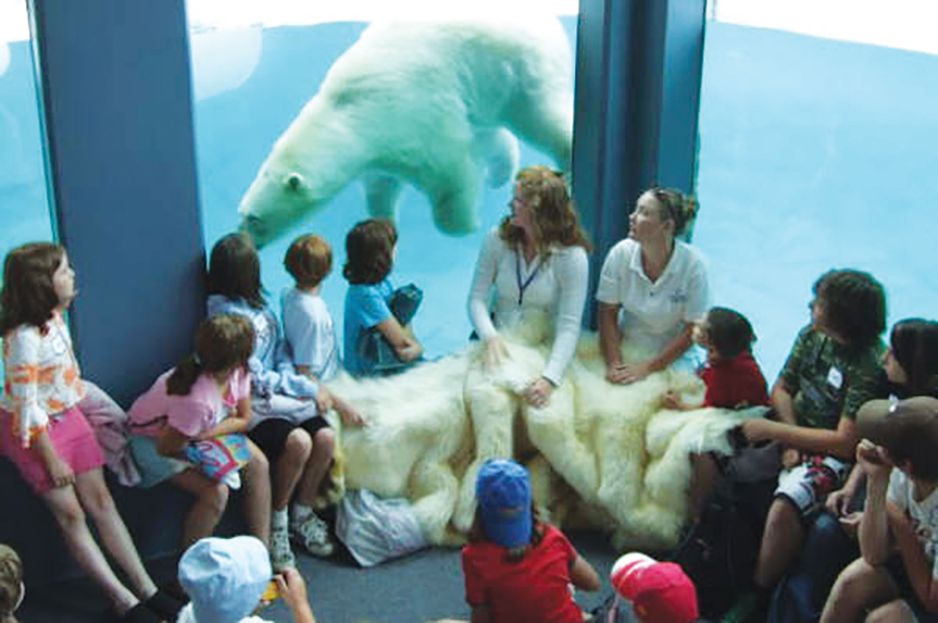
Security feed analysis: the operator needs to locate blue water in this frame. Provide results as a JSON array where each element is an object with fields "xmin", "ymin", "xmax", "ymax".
[
  {"xmin": 193, "ymin": 20, "xmax": 577, "ymax": 359},
  {"xmin": 1, "ymin": 19, "xmax": 936, "ymax": 382},
  {"xmin": 695, "ymin": 23, "xmax": 938, "ymax": 379}
]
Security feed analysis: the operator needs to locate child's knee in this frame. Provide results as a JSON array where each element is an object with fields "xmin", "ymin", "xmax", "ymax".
[
  {"xmin": 54, "ymin": 500, "xmax": 87, "ymax": 530},
  {"xmin": 833, "ymin": 558, "xmax": 880, "ymax": 600},
  {"xmin": 313, "ymin": 427, "xmax": 335, "ymax": 457},
  {"xmin": 248, "ymin": 443, "xmax": 270, "ymax": 475},
  {"xmin": 203, "ymin": 482, "xmax": 230, "ymax": 517},
  {"xmin": 866, "ymin": 600, "xmax": 915, "ymax": 623},
  {"xmin": 284, "ymin": 428, "xmax": 313, "ymax": 461},
  {"xmin": 81, "ymin": 482, "xmax": 117, "ymax": 518}
]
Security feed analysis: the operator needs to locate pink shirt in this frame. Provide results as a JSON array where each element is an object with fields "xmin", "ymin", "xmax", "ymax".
[{"xmin": 128, "ymin": 368, "xmax": 250, "ymax": 439}]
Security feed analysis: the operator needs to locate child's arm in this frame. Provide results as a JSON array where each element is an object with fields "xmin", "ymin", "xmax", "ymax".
[
  {"xmin": 33, "ymin": 429, "xmax": 75, "ymax": 488},
  {"xmin": 856, "ymin": 441, "xmax": 893, "ymax": 565},
  {"xmin": 888, "ymin": 502, "xmax": 938, "ymax": 612},
  {"xmin": 741, "ymin": 413, "xmax": 858, "ymax": 460},
  {"xmin": 276, "ymin": 568, "xmax": 317, "ymax": 623},
  {"xmin": 569, "ymin": 554, "xmax": 601, "ymax": 591},
  {"xmin": 196, "ymin": 396, "xmax": 252, "ymax": 440},
  {"xmin": 375, "ymin": 318, "xmax": 423, "ymax": 362},
  {"xmin": 156, "ymin": 427, "xmax": 190, "ymax": 458},
  {"xmin": 826, "ymin": 463, "xmax": 864, "ymax": 517}
]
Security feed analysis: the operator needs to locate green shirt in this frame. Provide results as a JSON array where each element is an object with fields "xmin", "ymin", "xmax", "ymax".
[{"xmin": 778, "ymin": 326, "xmax": 886, "ymax": 430}]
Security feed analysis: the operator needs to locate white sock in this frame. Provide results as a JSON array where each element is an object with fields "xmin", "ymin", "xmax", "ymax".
[
  {"xmin": 272, "ymin": 507, "xmax": 289, "ymax": 530},
  {"xmin": 291, "ymin": 502, "xmax": 313, "ymax": 525}
]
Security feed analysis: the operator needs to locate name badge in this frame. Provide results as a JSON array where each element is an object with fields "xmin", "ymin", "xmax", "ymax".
[{"xmin": 827, "ymin": 366, "xmax": 843, "ymax": 389}]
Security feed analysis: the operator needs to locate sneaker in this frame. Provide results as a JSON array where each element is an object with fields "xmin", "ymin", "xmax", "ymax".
[
  {"xmin": 270, "ymin": 524, "xmax": 296, "ymax": 571},
  {"xmin": 291, "ymin": 512, "xmax": 335, "ymax": 557}
]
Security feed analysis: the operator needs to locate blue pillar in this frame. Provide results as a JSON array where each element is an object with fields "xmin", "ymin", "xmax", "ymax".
[
  {"xmin": 573, "ymin": 0, "xmax": 707, "ymax": 326},
  {"xmin": 28, "ymin": 0, "xmax": 204, "ymax": 406}
]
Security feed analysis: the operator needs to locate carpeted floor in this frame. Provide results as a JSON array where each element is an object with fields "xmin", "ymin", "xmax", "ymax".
[{"xmin": 18, "ymin": 530, "xmax": 622, "ymax": 623}]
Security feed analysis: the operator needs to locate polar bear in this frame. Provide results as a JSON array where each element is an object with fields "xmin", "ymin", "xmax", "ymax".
[{"xmin": 239, "ymin": 18, "xmax": 574, "ymax": 246}]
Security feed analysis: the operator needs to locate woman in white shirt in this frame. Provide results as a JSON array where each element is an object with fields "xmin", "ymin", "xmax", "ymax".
[
  {"xmin": 467, "ymin": 166, "xmax": 591, "ymax": 407},
  {"xmin": 596, "ymin": 187, "xmax": 708, "ymax": 384}
]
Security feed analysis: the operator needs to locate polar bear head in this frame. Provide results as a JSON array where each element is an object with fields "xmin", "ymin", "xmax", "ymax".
[{"xmin": 239, "ymin": 166, "xmax": 315, "ymax": 247}]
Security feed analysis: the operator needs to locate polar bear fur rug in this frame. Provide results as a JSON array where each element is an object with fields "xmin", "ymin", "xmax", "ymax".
[
  {"xmin": 239, "ymin": 18, "xmax": 573, "ymax": 246},
  {"xmin": 324, "ymin": 313, "xmax": 767, "ymax": 549}
]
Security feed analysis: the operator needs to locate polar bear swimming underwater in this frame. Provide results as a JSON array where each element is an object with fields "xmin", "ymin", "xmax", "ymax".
[{"xmin": 239, "ymin": 18, "xmax": 574, "ymax": 246}]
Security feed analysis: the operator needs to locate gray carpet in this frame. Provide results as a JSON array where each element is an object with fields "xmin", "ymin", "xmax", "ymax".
[{"xmin": 19, "ymin": 531, "xmax": 622, "ymax": 622}]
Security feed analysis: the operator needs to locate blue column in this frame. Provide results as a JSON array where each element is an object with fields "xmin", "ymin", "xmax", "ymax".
[
  {"xmin": 572, "ymin": 0, "xmax": 707, "ymax": 325},
  {"xmin": 28, "ymin": 0, "xmax": 205, "ymax": 406}
]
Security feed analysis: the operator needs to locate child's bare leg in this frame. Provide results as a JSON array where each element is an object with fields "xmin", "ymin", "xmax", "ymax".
[
  {"xmin": 754, "ymin": 497, "xmax": 805, "ymax": 588},
  {"xmin": 272, "ymin": 429, "xmax": 312, "ymax": 510},
  {"xmin": 865, "ymin": 600, "xmax": 916, "ymax": 623},
  {"xmin": 169, "ymin": 469, "xmax": 229, "ymax": 547},
  {"xmin": 73, "ymin": 469, "xmax": 158, "ymax": 600},
  {"xmin": 42, "ymin": 483, "xmax": 140, "ymax": 613},
  {"xmin": 820, "ymin": 558, "xmax": 899, "ymax": 623},
  {"xmin": 688, "ymin": 453, "xmax": 720, "ymax": 522},
  {"xmin": 242, "ymin": 440, "xmax": 271, "ymax": 545},
  {"xmin": 295, "ymin": 427, "xmax": 335, "ymax": 505}
]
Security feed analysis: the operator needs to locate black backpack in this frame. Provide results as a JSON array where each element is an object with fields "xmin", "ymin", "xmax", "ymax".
[{"xmin": 670, "ymin": 478, "xmax": 773, "ymax": 619}]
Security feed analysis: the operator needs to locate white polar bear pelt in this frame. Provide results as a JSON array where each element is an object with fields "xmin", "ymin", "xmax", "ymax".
[
  {"xmin": 323, "ymin": 313, "xmax": 767, "ymax": 549},
  {"xmin": 239, "ymin": 18, "xmax": 574, "ymax": 246}
]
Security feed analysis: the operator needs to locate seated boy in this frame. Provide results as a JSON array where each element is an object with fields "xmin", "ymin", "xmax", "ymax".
[
  {"xmin": 281, "ymin": 234, "xmax": 364, "ymax": 426},
  {"xmin": 821, "ymin": 397, "xmax": 938, "ymax": 622},
  {"xmin": 733, "ymin": 269, "xmax": 887, "ymax": 617}
]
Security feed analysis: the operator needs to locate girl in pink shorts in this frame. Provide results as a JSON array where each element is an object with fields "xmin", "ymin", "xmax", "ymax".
[{"xmin": 0, "ymin": 243, "xmax": 179, "ymax": 622}]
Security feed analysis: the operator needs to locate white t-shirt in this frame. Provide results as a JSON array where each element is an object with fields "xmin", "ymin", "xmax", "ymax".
[
  {"xmin": 281, "ymin": 287, "xmax": 340, "ymax": 382},
  {"xmin": 595, "ymin": 238, "xmax": 709, "ymax": 355},
  {"xmin": 467, "ymin": 228, "xmax": 589, "ymax": 385},
  {"xmin": 887, "ymin": 468, "xmax": 938, "ymax": 580}
]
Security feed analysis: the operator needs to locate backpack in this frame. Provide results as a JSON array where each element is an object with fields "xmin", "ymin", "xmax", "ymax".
[{"xmin": 670, "ymin": 478, "xmax": 773, "ymax": 619}]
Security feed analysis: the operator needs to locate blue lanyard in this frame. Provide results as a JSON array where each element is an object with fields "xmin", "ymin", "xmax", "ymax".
[{"xmin": 515, "ymin": 251, "xmax": 542, "ymax": 306}]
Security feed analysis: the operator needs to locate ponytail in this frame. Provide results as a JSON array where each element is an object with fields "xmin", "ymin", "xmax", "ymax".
[
  {"xmin": 167, "ymin": 353, "xmax": 202, "ymax": 396},
  {"xmin": 649, "ymin": 187, "xmax": 699, "ymax": 237}
]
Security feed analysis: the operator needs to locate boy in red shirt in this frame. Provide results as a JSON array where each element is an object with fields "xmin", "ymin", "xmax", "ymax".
[
  {"xmin": 664, "ymin": 306, "xmax": 769, "ymax": 411},
  {"xmin": 461, "ymin": 459, "xmax": 601, "ymax": 623}
]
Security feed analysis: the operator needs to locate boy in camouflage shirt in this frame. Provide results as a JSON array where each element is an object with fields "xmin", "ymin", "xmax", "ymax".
[{"xmin": 735, "ymin": 269, "xmax": 888, "ymax": 615}]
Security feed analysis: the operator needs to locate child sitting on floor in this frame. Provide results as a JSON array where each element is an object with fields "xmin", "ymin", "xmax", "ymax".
[
  {"xmin": 664, "ymin": 306, "xmax": 769, "ymax": 410},
  {"xmin": 461, "ymin": 459, "xmax": 600, "ymax": 623},
  {"xmin": 821, "ymin": 397, "xmax": 938, "ymax": 622},
  {"xmin": 0, "ymin": 544, "xmax": 24, "ymax": 623},
  {"xmin": 281, "ymin": 234, "xmax": 363, "ymax": 426},
  {"xmin": 176, "ymin": 536, "xmax": 316, "ymax": 623}
]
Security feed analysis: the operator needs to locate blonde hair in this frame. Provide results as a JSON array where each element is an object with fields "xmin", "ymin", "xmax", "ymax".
[
  {"xmin": 499, "ymin": 166, "xmax": 592, "ymax": 255},
  {"xmin": 0, "ymin": 545, "xmax": 23, "ymax": 621},
  {"xmin": 647, "ymin": 187, "xmax": 698, "ymax": 237}
]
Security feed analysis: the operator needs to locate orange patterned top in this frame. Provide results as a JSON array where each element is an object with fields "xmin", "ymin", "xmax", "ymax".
[{"xmin": 2, "ymin": 312, "xmax": 85, "ymax": 447}]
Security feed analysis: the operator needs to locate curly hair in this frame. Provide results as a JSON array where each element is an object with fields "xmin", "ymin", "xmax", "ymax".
[
  {"xmin": 0, "ymin": 242, "xmax": 65, "ymax": 335},
  {"xmin": 813, "ymin": 269, "xmax": 886, "ymax": 347},
  {"xmin": 167, "ymin": 314, "xmax": 256, "ymax": 396},
  {"xmin": 207, "ymin": 233, "xmax": 265, "ymax": 309},
  {"xmin": 499, "ymin": 166, "xmax": 592, "ymax": 254},
  {"xmin": 284, "ymin": 234, "xmax": 333, "ymax": 289},
  {"xmin": 648, "ymin": 187, "xmax": 698, "ymax": 237},
  {"xmin": 342, "ymin": 219, "xmax": 398, "ymax": 285},
  {"xmin": 890, "ymin": 318, "xmax": 938, "ymax": 396}
]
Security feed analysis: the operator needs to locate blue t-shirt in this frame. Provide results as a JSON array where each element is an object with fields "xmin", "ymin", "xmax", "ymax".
[{"xmin": 344, "ymin": 278, "xmax": 394, "ymax": 376}]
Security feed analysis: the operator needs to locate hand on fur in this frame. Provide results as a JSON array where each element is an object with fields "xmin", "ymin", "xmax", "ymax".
[
  {"xmin": 825, "ymin": 486, "xmax": 855, "ymax": 517},
  {"xmin": 617, "ymin": 361, "xmax": 654, "ymax": 385},
  {"xmin": 314, "ymin": 386, "xmax": 335, "ymax": 413},
  {"xmin": 605, "ymin": 363, "xmax": 630, "ymax": 384},
  {"xmin": 337, "ymin": 401, "xmax": 366, "ymax": 428},
  {"xmin": 524, "ymin": 377, "xmax": 554, "ymax": 408},
  {"xmin": 482, "ymin": 336, "xmax": 510, "ymax": 368},
  {"xmin": 781, "ymin": 447, "xmax": 802, "ymax": 469},
  {"xmin": 741, "ymin": 417, "xmax": 776, "ymax": 443}
]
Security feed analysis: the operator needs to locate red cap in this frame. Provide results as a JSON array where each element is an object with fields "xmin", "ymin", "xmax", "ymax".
[{"xmin": 610, "ymin": 553, "xmax": 698, "ymax": 623}]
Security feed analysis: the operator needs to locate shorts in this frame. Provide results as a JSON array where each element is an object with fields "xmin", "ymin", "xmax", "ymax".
[
  {"xmin": 249, "ymin": 416, "xmax": 331, "ymax": 463},
  {"xmin": 886, "ymin": 557, "xmax": 938, "ymax": 622},
  {"xmin": 775, "ymin": 454, "xmax": 849, "ymax": 517},
  {"xmin": 0, "ymin": 406, "xmax": 105, "ymax": 495},
  {"xmin": 128, "ymin": 435, "xmax": 190, "ymax": 488}
]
